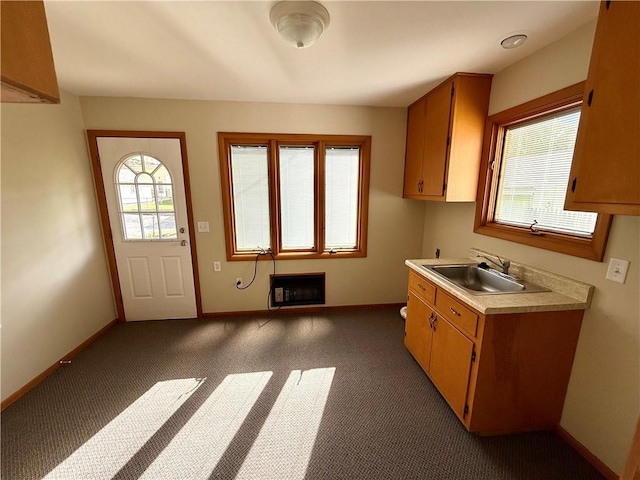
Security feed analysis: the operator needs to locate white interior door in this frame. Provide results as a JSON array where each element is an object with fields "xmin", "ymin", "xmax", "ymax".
[{"xmin": 97, "ymin": 136, "xmax": 197, "ymax": 321}]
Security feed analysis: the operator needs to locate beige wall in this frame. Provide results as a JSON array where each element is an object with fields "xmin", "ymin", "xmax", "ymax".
[
  {"xmin": 1, "ymin": 91, "xmax": 116, "ymax": 401},
  {"xmin": 421, "ymin": 21, "xmax": 639, "ymax": 474},
  {"xmin": 4, "ymin": 18, "xmax": 630, "ymax": 473},
  {"xmin": 79, "ymin": 99, "xmax": 425, "ymax": 313}
]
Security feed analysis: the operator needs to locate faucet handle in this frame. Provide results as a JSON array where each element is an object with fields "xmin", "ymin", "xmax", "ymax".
[{"xmin": 500, "ymin": 258, "xmax": 511, "ymax": 274}]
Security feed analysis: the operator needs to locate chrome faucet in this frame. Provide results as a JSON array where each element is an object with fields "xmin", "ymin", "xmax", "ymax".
[{"xmin": 477, "ymin": 253, "xmax": 511, "ymax": 275}]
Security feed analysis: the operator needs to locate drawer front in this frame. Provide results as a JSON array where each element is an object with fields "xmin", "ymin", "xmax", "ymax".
[
  {"xmin": 408, "ymin": 270, "xmax": 436, "ymax": 305},
  {"xmin": 435, "ymin": 291, "xmax": 478, "ymax": 337}
]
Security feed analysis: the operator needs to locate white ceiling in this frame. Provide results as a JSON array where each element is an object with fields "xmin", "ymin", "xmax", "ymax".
[{"xmin": 44, "ymin": 1, "xmax": 600, "ymax": 108}]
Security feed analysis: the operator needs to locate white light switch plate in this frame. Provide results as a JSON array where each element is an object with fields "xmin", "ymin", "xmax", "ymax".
[
  {"xmin": 606, "ymin": 258, "xmax": 629, "ymax": 284},
  {"xmin": 197, "ymin": 221, "xmax": 210, "ymax": 233},
  {"xmin": 213, "ymin": 261, "xmax": 221, "ymax": 272}
]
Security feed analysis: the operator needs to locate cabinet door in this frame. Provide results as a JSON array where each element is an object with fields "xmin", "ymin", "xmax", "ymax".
[
  {"xmin": 429, "ymin": 315, "xmax": 474, "ymax": 419},
  {"xmin": 403, "ymin": 98, "xmax": 427, "ymax": 197},
  {"xmin": 404, "ymin": 291, "xmax": 434, "ymax": 373},
  {"xmin": 1, "ymin": 0, "xmax": 59, "ymax": 103},
  {"xmin": 422, "ymin": 80, "xmax": 453, "ymax": 197},
  {"xmin": 566, "ymin": 0, "xmax": 639, "ymax": 214}
]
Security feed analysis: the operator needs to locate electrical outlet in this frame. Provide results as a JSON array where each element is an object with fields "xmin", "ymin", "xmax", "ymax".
[
  {"xmin": 606, "ymin": 258, "xmax": 629, "ymax": 284},
  {"xmin": 213, "ymin": 261, "xmax": 221, "ymax": 272},
  {"xmin": 235, "ymin": 277, "xmax": 243, "ymax": 287}
]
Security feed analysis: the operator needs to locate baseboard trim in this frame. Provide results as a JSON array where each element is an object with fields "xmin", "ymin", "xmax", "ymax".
[
  {"xmin": 556, "ymin": 426, "xmax": 618, "ymax": 479},
  {"xmin": 1, "ymin": 319, "xmax": 118, "ymax": 411},
  {"xmin": 201, "ymin": 302, "xmax": 406, "ymax": 318}
]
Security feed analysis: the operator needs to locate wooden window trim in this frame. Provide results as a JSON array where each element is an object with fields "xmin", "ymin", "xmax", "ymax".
[
  {"xmin": 474, "ymin": 82, "xmax": 612, "ymax": 261},
  {"xmin": 218, "ymin": 132, "xmax": 371, "ymax": 261}
]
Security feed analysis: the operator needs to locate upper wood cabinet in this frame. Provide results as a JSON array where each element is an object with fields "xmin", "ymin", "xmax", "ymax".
[
  {"xmin": 564, "ymin": 1, "xmax": 639, "ymax": 215},
  {"xmin": 1, "ymin": 0, "xmax": 60, "ymax": 104},
  {"xmin": 403, "ymin": 73, "xmax": 492, "ymax": 201}
]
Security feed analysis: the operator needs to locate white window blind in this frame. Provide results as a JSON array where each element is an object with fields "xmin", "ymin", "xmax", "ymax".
[
  {"xmin": 325, "ymin": 147, "xmax": 360, "ymax": 250},
  {"xmin": 279, "ymin": 146, "xmax": 315, "ymax": 250},
  {"xmin": 230, "ymin": 145, "xmax": 271, "ymax": 251},
  {"xmin": 495, "ymin": 107, "xmax": 597, "ymax": 236}
]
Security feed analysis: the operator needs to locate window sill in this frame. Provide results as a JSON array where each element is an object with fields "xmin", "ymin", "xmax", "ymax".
[
  {"xmin": 473, "ymin": 220, "xmax": 612, "ymax": 262},
  {"xmin": 227, "ymin": 250, "xmax": 367, "ymax": 261}
]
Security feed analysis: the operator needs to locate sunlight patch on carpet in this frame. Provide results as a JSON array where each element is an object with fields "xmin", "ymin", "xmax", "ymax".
[
  {"xmin": 236, "ymin": 367, "xmax": 336, "ymax": 480},
  {"xmin": 140, "ymin": 371, "xmax": 273, "ymax": 479},
  {"xmin": 43, "ymin": 378, "xmax": 204, "ymax": 480}
]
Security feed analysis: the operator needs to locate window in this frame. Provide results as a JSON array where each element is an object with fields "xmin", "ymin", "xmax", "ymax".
[
  {"xmin": 218, "ymin": 133, "xmax": 371, "ymax": 260},
  {"xmin": 474, "ymin": 83, "xmax": 612, "ymax": 261},
  {"xmin": 115, "ymin": 154, "xmax": 177, "ymax": 241}
]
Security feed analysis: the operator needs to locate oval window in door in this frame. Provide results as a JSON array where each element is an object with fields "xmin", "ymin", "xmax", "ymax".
[{"xmin": 115, "ymin": 153, "xmax": 177, "ymax": 240}]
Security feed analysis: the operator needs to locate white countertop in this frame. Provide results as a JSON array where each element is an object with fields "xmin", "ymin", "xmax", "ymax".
[{"xmin": 406, "ymin": 253, "xmax": 594, "ymax": 315}]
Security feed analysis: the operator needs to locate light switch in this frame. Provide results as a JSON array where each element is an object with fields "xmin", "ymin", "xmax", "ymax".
[
  {"xmin": 197, "ymin": 221, "xmax": 210, "ymax": 233},
  {"xmin": 213, "ymin": 261, "xmax": 221, "ymax": 272},
  {"xmin": 606, "ymin": 258, "xmax": 629, "ymax": 284}
]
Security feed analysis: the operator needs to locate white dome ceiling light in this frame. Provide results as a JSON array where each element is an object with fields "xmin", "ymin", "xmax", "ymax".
[
  {"xmin": 500, "ymin": 34, "xmax": 528, "ymax": 49},
  {"xmin": 270, "ymin": 1, "xmax": 330, "ymax": 49}
]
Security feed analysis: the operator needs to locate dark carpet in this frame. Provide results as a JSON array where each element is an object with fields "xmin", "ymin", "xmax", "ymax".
[{"xmin": 1, "ymin": 307, "xmax": 604, "ymax": 479}]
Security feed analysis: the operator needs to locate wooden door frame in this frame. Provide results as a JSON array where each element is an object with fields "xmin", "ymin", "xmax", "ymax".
[{"xmin": 86, "ymin": 130, "xmax": 203, "ymax": 321}]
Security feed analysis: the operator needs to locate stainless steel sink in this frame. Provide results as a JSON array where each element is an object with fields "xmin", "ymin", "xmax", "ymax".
[{"xmin": 421, "ymin": 264, "xmax": 550, "ymax": 295}]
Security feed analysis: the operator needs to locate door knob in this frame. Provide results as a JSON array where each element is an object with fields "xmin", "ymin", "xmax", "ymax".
[{"xmin": 181, "ymin": 240, "xmax": 188, "ymax": 246}]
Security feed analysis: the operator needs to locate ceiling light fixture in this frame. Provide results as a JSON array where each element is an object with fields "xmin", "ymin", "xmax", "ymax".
[
  {"xmin": 270, "ymin": 1, "xmax": 330, "ymax": 49},
  {"xmin": 501, "ymin": 34, "xmax": 528, "ymax": 49}
]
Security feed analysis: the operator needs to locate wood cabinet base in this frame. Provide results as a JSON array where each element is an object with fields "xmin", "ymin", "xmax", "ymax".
[
  {"xmin": 466, "ymin": 310, "xmax": 582, "ymax": 434},
  {"xmin": 405, "ymin": 270, "xmax": 584, "ymax": 435}
]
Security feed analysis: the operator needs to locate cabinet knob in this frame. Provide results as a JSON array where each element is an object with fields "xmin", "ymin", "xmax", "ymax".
[{"xmin": 449, "ymin": 306, "xmax": 461, "ymax": 317}]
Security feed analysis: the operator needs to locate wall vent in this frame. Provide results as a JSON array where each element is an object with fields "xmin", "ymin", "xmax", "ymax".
[{"xmin": 270, "ymin": 273, "xmax": 325, "ymax": 307}]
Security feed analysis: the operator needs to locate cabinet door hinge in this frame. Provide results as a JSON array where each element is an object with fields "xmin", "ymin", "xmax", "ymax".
[
  {"xmin": 471, "ymin": 351, "xmax": 476, "ymax": 362},
  {"xmin": 587, "ymin": 89, "xmax": 594, "ymax": 107},
  {"xmin": 464, "ymin": 405, "xmax": 469, "ymax": 416},
  {"xmin": 571, "ymin": 177, "xmax": 577, "ymax": 193},
  {"xmin": 443, "ymin": 182, "xmax": 447, "ymax": 192},
  {"xmin": 605, "ymin": 0, "xmax": 611, "ymax": 9},
  {"xmin": 446, "ymin": 136, "xmax": 451, "ymax": 146},
  {"xmin": 451, "ymin": 84, "xmax": 455, "ymax": 97}
]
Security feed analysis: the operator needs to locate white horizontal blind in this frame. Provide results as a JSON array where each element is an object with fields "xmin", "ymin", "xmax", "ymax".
[
  {"xmin": 279, "ymin": 146, "xmax": 315, "ymax": 250},
  {"xmin": 325, "ymin": 147, "xmax": 360, "ymax": 250},
  {"xmin": 230, "ymin": 145, "xmax": 271, "ymax": 251},
  {"xmin": 495, "ymin": 107, "xmax": 597, "ymax": 236}
]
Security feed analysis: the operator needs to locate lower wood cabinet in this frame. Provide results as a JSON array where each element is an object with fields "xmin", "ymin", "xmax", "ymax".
[
  {"xmin": 405, "ymin": 269, "xmax": 584, "ymax": 434},
  {"xmin": 428, "ymin": 314, "xmax": 474, "ymax": 419},
  {"xmin": 405, "ymin": 291, "xmax": 434, "ymax": 373}
]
